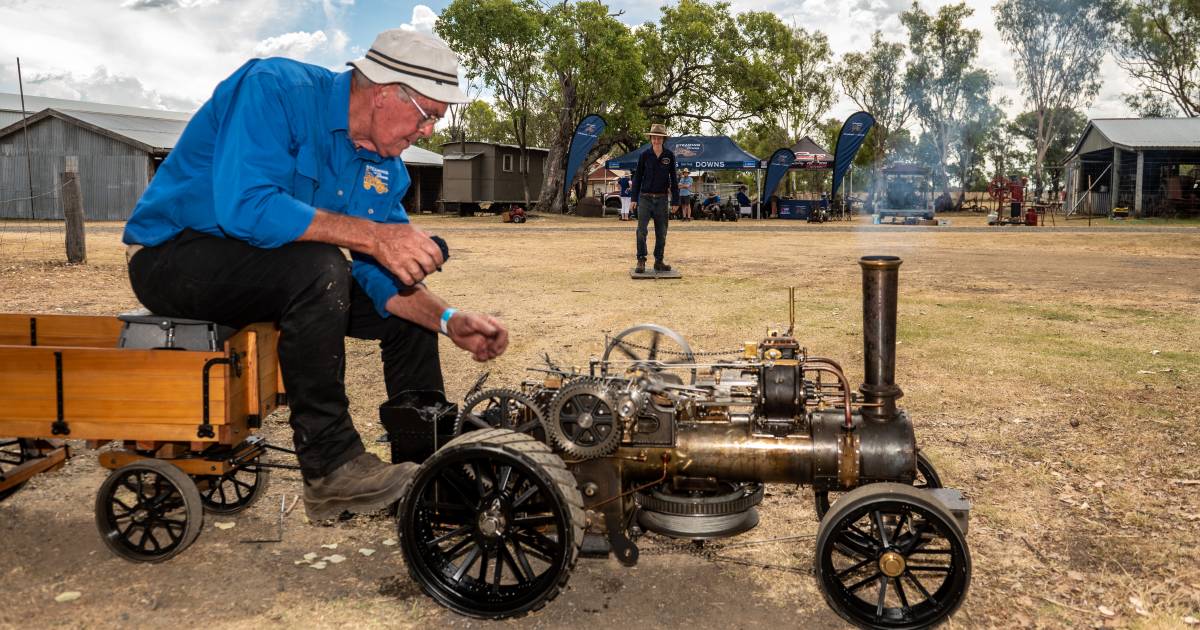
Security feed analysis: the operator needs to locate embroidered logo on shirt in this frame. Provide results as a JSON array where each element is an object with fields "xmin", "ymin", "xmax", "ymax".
[
  {"xmin": 363, "ymin": 165, "xmax": 389, "ymax": 194},
  {"xmin": 660, "ymin": 157, "xmax": 670, "ymax": 166}
]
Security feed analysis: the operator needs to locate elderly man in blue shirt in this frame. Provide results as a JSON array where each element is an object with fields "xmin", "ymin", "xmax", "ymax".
[{"xmin": 122, "ymin": 30, "xmax": 508, "ymax": 521}]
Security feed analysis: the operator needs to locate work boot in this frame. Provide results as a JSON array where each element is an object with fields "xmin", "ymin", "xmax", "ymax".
[
  {"xmin": 654, "ymin": 260, "xmax": 672, "ymax": 272},
  {"xmin": 303, "ymin": 452, "xmax": 417, "ymax": 521},
  {"xmin": 635, "ymin": 259, "xmax": 646, "ymax": 274}
]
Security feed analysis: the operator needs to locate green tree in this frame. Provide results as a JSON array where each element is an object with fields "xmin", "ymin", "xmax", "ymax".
[
  {"xmin": 536, "ymin": 0, "xmax": 645, "ymax": 213},
  {"xmin": 840, "ymin": 31, "xmax": 914, "ymax": 205},
  {"xmin": 1123, "ymin": 92, "xmax": 1180, "ymax": 117},
  {"xmin": 460, "ymin": 100, "xmax": 513, "ymax": 143},
  {"xmin": 948, "ymin": 77, "xmax": 1002, "ymax": 204},
  {"xmin": 1011, "ymin": 108, "xmax": 1087, "ymax": 194},
  {"xmin": 995, "ymin": 0, "xmax": 1117, "ymax": 199},
  {"xmin": 1115, "ymin": 0, "xmax": 1200, "ymax": 117},
  {"xmin": 901, "ymin": 2, "xmax": 992, "ymax": 198},
  {"xmin": 437, "ymin": 0, "xmax": 548, "ymax": 207}
]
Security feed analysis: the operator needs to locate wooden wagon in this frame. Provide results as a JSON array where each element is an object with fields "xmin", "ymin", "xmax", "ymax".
[{"xmin": 0, "ymin": 312, "xmax": 290, "ymax": 562}]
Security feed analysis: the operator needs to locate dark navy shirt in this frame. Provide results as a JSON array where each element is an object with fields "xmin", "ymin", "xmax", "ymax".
[
  {"xmin": 617, "ymin": 176, "xmax": 631, "ymax": 197},
  {"xmin": 736, "ymin": 191, "xmax": 751, "ymax": 206},
  {"xmin": 631, "ymin": 147, "xmax": 679, "ymax": 205},
  {"xmin": 122, "ymin": 58, "xmax": 413, "ymax": 318}
]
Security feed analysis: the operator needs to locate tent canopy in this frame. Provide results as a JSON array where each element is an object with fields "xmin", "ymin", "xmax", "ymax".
[
  {"xmin": 788, "ymin": 135, "xmax": 833, "ymax": 170},
  {"xmin": 605, "ymin": 135, "xmax": 760, "ymax": 170}
]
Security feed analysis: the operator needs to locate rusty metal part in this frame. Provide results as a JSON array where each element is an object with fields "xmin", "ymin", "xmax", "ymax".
[
  {"xmin": 859, "ymin": 255, "xmax": 904, "ymax": 420},
  {"xmin": 837, "ymin": 429, "xmax": 861, "ymax": 489}
]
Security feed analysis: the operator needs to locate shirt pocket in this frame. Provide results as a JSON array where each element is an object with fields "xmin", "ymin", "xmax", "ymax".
[{"xmin": 292, "ymin": 144, "xmax": 320, "ymax": 206}]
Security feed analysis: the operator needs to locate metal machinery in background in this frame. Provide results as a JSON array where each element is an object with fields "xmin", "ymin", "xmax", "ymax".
[{"xmin": 394, "ymin": 256, "xmax": 972, "ymax": 629}]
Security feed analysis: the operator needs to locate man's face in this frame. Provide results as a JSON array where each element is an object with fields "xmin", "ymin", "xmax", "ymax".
[
  {"xmin": 367, "ymin": 85, "xmax": 448, "ymax": 158},
  {"xmin": 650, "ymin": 135, "xmax": 665, "ymax": 150}
]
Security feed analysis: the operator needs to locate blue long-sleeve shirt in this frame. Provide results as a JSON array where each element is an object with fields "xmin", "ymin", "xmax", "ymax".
[
  {"xmin": 123, "ymin": 58, "xmax": 414, "ymax": 318},
  {"xmin": 630, "ymin": 147, "xmax": 679, "ymax": 205}
]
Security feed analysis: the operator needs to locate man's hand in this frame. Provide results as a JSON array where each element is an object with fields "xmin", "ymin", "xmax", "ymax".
[
  {"xmin": 447, "ymin": 312, "xmax": 509, "ymax": 362},
  {"xmin": 672, "ymin": 205, "xmax": 680, "ymax": 214},
  {"xmin": 630, "ymin": 201, "xmax": 638, "ymax": 212},
  {"xmin": 372, "ymin": 223, "xmax": 445, "ymax": 286}
]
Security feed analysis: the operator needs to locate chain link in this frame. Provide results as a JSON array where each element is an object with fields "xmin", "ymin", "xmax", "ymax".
[
  {"xmin": 606, "ymin": 337, "xmax": 743, "ymax": 359},
  {"xmin": 637, "ymin": 534, "xmax": 815, "ymax": 575}
]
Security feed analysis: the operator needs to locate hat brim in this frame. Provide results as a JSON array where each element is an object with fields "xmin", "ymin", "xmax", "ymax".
[
  {"xmin": 348, "ymin": 59, "xmax": 470, "ymax": 104},
  {"xmin": 647, "ymin": 132, "xmax": 669, "ymax": 137}
]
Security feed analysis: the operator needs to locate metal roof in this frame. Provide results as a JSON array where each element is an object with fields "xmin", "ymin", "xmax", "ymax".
[
  {"xmin": 0, "ymin": 92, "xmax": 192, "ymax": 121},
  {"xmin": 1068, "ymin": 118, "xmax": 1200, "ymax": 159},
  {"xmin": 400, "ymin": 144, "xmax": 443, "ymax": 167},
  {"xmin": 64, "ymin": 109, "xmax": 188, "ymax": 150},
  {"xmin": 443, "ymin": 152, "xmax": 484, "ymax": 160}
]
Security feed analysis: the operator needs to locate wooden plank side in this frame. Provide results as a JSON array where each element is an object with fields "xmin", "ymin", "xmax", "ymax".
[
  {"xmin": 0, "ymin": 419, "xmax": 222, "ymax": 443},
  {"xmin": 0, "ymin": 346, "xmax": 227, "ymax": 430},
  {"xmin": 223, "ymin": 328, "xmax": 253, "ymax": 438},
  {"xmin": 252, "ymin": 324, "xmax": 282, "ymax": 417},
  {"xmin": 0, "ymin": 314, "xmax": 122, "ymax": 347}
]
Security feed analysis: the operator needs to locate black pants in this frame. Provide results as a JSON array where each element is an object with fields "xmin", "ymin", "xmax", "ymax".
[
  {"xmin": 128, "ymin": 229, "xmax": 443, "ymax": 480},
  {"xmin": 636, "ymin": 194, "xmax": 669, "ymax": 262}
]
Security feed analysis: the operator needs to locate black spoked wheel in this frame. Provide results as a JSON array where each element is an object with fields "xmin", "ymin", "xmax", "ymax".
[
  {"xmin": 0, "ymin": 438, "xmax": 33, "ymax": 502},
  {"xmin": 398, "ymin": 428, "xmax": 585, "ymax": 619},
  {"xmin": 455, "ymin": 388, "xmax": 546, "ymax": 442},
  {"xmin": 195, "ymin": 458, "xmax": 270, "ymax": 515},
  {"xmin": 814, "ymin": 483, "xmax": 971, "ymax": 629},
  {"xmin": 815, "ymin": 450, "xmax": 942, "ymax": 520},
  {"xmin": 95, "ymin": 459, "xmax": 204, "ymax": 563}
]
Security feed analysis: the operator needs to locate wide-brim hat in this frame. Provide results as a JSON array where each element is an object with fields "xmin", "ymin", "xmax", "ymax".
[
  {"xmin": 348, "ymin": 29, "xmax": 470, "ymax": 104},
  {"xmin": 647, "ymin": 123, "xmax": 670, "ymax": 137}
]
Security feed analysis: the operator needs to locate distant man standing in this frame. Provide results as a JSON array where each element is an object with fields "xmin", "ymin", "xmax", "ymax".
[
  {"xmin": 617, "ymin": 173, "xmax": 632, "ymax": 221},
  {"xmin": 630, "ymin": 123, "xmax": 679, "ymax": 273},
  {"xmin": 678, "ymin": 168, "xmax": 694, "ymax": 220}
]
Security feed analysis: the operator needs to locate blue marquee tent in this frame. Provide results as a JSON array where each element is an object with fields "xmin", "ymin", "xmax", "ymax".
[{"xmin": 605, "ymin": 135, "xmax": 760, "ymax": 170}]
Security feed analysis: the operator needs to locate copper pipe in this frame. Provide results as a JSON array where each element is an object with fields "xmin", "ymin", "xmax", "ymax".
[{"xmin": 802, "ymin": 359, "xmax": 854, "ymax": 428}]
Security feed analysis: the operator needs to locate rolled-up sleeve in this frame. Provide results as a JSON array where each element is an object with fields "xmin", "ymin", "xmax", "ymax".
[
  {"xmin": 210, "ymin": 71, "xmax": 316, "ymax": 248},
  {"xmin": 349, "ymin": 199, "xmax": 415, "ymax": 318}
]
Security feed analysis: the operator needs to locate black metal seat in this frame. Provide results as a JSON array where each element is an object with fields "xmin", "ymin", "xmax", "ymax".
[{"xmin": 117, "ymin": 308, "xmax": 237, "ymax": 351}]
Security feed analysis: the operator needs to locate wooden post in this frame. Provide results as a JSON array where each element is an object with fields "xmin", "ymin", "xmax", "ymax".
[
  {"xmin": 61, "ymin": 171, "xmax": 86, "ymax": 264},
  {"xmin": 1134, "ymin": 151, "xmax": 1144, "ymax": 217}
]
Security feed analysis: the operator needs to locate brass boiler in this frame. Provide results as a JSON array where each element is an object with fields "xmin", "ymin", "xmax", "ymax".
[{"xmin": 617, "ymin": 255, "xmax": 916, "ymax": 490}]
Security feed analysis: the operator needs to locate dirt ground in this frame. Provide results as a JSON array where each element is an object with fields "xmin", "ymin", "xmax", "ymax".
[{"xmin": 1, "ymin": 214, "xmax": 1198, "ymax": 629}]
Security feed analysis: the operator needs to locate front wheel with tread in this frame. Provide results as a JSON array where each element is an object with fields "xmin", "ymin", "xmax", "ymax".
[{"xmin": 398, "ymin": 428, "xmax": 585, "ymax": 619}]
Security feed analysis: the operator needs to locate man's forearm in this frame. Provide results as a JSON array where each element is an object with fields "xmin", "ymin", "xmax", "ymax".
[
  {"xmin": 384, "ymin": 284, "xmax": 447, "ymax": 332},
  {"xmin": 297, "ymin": 209, "xmax": 378, "ymax": 254}
]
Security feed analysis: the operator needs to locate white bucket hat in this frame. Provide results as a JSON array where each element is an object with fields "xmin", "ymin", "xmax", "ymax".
[{"xmin": 348, "ymin": 29, "xmax": 470, "ymax": 104}]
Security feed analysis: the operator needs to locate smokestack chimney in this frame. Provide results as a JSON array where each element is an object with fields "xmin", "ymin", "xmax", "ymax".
[{"xmin": 859, "ymin": 255, "xmax": 903, "ymax": 420}]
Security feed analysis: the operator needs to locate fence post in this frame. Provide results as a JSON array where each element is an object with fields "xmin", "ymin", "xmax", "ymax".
[{"xmin": 61, "ymin": 171, "xmax": 86, "ymax": 264}]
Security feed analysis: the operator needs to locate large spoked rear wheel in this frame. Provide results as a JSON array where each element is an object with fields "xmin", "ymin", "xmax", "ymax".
[
  {"xmin": 815, "ymin": 450, "xmax": 942, "ymax": 520},
  {"xmin": 814, "ymin": 483, "xmax": 970, "ymax": 629},
  {"xmin": 398, "ymin": 428, "xmax": 585, "ymax": 619},
  {"xmin": 95, "ymin": 458, "xmax": 205, "ymax": 563}
]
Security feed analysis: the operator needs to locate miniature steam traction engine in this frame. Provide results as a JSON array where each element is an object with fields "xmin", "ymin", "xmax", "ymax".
[{"xmin": 394, "ymin": 256, "xmax": 972, "ymax": 629}]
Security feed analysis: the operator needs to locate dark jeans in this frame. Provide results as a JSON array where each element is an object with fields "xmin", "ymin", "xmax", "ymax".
[
  {"xmin": 127, "ymin": 229, "xmax": 443, "ymax": 480},
  {"xmin": 636, "ymin": 194, "xmax": 669, "ymax": 262}
]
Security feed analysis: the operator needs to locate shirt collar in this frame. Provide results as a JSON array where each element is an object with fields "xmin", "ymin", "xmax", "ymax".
[
  {"xmin": 327, "ymin": 70, "xmax": 352, "ymax": 134},
  {"xmin": 329, "ymin": 70, "xmax": 389, "ymax": 164}
]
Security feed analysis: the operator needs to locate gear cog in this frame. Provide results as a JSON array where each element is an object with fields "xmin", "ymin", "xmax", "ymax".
[
  {"xmin": 544, "ymin": 379, "xmax": 622, "ymax": 459},
  {"xmin": 455, "ymin": 388, "xmax": 546, "ymax": 441}
]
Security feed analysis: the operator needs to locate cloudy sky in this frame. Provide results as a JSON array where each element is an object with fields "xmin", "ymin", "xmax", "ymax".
[{"xmin": 0, "ymin": 0, "xmax": 1138, "ymax": 122}]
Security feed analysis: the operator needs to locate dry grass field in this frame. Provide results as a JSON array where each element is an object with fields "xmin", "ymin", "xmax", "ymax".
[{"xmin": 1, "ymin": 214, "xmax": 1198, "ymax": 629}]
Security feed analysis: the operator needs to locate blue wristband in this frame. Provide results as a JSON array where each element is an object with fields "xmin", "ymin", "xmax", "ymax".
[{"xmin": 439, "ymin": 307, "xmax": 458, "ymax": 336}]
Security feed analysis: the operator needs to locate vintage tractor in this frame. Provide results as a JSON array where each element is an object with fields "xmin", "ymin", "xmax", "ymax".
[{"xmin": 391, "ymin": 256, "xmax": 972, "ymax": 629}]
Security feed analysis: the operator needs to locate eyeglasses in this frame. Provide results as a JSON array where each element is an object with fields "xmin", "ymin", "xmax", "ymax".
[{"xmin": 401, "ymin": 87, "xmax": 441, "ymax": 130}]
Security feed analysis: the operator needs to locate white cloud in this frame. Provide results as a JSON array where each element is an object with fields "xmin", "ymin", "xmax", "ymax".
[
  {"xmin": 400, "ymin": 5, "xmax": 438, "ymax": 34},
  {"xmin": 25, "ymin": 66, "xmax": 194, "ymax": 111},
  {"xmin": 121, "ymin": 0, "xmax": 219, "ymax": 9},
  {"xmin": 254, "ymin": 30, "xmax": 330, "ymax": 58}
]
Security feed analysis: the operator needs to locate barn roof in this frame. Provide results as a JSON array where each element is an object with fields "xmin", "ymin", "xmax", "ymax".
[{"xmin": 1066, "ymin": 118, "xmax": 1200, "ymax": 161}]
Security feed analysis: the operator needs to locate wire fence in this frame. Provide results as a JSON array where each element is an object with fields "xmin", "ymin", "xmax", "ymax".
[{"xmin": 0, "ymin": 179, "xmax": 72, "ymax": 265}]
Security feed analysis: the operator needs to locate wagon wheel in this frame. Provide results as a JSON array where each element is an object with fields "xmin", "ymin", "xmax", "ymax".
[
  {"xmin": 601, "ymin": 324, "xmax": 697, "ymax": 385},
  {"xmin": 814, "ymin": 483, "xmax": 971, "ymax": 629},
  {"xmin": 815, "ymin": 450, "xmax": 942, "ymax": 520},
  {"xmin": 0, "ymin": 438, "xmax": 33, "ymax": 502},
  {"xmin": 398, "ymin": 428, "xmax": 585, "ymax": 619},
  {"xmin": 95, "ymin": 458, "xmax": 204, "ymax": 563},
  {"xmin": 195, "ymin": 458, "xmax": 270, "ymax": 515}
]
